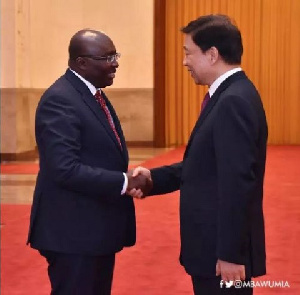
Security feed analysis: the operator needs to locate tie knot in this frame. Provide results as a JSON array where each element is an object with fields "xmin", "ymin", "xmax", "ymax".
[
  {"xmin": 201, "ymin": 92, "xmax": 210, "ymax": 112},
  {"xmin": 95, "ymin": 89, "xmax": 102, "ymax": 99},
  {"xmin": 95, "ymin": 89, "xmax": 106, "ymax": 107},
  {"xmin": 204, "ymin": 92, "xmax": 210, "ymax": 101}
]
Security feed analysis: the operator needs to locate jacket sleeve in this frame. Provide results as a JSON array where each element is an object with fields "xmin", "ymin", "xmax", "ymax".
[
  {"xmin": 149, "ymin": 162, "xmax": 182, "ymax": 195},
  {"xmin": 213, "ymin": 94, "xmax": 259, "ymax": 264},
  {"xmin": 36, "ymin": 93, "xmax": 124, "ymax": 199}
]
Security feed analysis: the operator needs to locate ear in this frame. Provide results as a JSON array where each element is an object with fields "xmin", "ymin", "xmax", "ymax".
[
  {"xmin": 75, "ymin": 57, "xmax": 87, "ymax": 70},
  {"xmin": 208, "ymin": 46, "xmax": 219, "ymax": 64}
]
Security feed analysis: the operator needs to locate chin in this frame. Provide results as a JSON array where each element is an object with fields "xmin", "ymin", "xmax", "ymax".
[
  {"xmin": 100, "ymin": 79, "xmax": 114, "ymax": 88},
  {"xmin": 96, "ymin": 82, "xmax": 112, "ymax": 88},
  {"xmin": 194, "ymin": 78, "xmax": 206, "ymax": 86},
  {"xmin": 193, "ymin": 78, "xmax": 200, "ymax": 85},
  {"xmin": 106, "ymin": 79, "xmax": 114, "ymax": 87}
]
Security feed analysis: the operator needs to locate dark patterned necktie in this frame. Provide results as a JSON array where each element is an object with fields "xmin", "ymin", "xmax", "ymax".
[
  {"xmin": 200, "ymin": 92, "xmax": 210, "ymax": 113},
  {"xmin": 94, "ymin": 90, "xmax": 122, "ymax": 149}
]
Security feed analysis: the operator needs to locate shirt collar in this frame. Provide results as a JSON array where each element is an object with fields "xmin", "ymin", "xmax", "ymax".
[
  {"xmin": 209, "ymin": 67, "xmax": 242, "ymax": 97},
  {"xmin": 69, "ymin": 68, "xmax": 101, "ymax": 95}
]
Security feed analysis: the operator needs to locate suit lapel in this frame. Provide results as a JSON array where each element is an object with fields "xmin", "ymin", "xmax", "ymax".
[
  {"xmin": 184, "ymin": 71, "xmax": 247, "ymax": 158},
  {"xmin": 65, "ymin": 69, "xmax": 128, "ymax": 163}
]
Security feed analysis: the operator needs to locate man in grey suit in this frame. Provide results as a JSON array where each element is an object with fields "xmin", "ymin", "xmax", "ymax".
[{"xmin": 129, "ymin": 15, "xmax": 268, "ymax": 295}]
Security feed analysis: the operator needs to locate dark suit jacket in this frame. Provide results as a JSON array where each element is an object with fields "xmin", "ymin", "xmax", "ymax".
[
  {"xmin": 151, "ymin": 71, "xmax": 267, "ymax": 278},
  {"xmin": 27, "ymin": 69, "xmax": 136, "ymax": 255}
]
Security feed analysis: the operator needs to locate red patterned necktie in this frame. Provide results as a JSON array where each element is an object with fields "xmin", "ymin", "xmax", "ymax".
[
  {"xmin": 200, "ymin": 92, "xmax": 210, "ymax": 113},
  {"xmin": 94, "ymin": 90, "xmax": 122, "ymax": 149}
]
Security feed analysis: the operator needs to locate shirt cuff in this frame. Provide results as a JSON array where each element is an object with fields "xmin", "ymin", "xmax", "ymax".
[{"xmin": 121, "ymin": 173, "xmax": 128, "ymax": 195}]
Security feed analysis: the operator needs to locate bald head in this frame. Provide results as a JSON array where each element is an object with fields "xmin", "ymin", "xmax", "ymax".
[{"xmin": 68, "ymin": 29, "xmax": 112, "ymax": 61}]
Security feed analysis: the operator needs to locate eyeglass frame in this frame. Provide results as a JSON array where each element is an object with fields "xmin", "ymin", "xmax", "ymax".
[{"xmin": 78, "ymin": 52, "xmax": 121, "ymax": 63}]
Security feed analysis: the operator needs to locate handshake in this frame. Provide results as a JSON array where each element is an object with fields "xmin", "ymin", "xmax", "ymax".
[{"xmin": 126, "ymin": 167, "xmax": 152, "ymax": 198}]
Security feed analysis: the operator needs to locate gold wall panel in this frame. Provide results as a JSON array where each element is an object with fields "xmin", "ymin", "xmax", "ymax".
[{"xmin": 163, "ymin": 0, "xmax": 300, "ymax": 145}]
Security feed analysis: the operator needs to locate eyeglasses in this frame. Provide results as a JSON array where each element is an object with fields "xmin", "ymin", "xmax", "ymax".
[{"xmin": 78, "ymin": 53, "xmax": 121, "ymax": 63}]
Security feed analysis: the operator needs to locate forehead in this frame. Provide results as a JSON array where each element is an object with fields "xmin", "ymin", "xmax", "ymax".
[
  {"xmin": 94, "ymin": 41, "xmax": 116, "ymax": 56},
  {"xmin": 85, "ymin": 34, "xmax": 116, "ymax": 55}
]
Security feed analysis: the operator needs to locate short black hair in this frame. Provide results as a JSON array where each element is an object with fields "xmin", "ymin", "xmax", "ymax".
[{"xmin": 181, "ymin": 14, "xmax": 243, "ymax": 64}]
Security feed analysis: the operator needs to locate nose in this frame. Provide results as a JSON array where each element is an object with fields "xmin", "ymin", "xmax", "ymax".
[
  {"xmin": 183, "ymin": 56, "xmax": 187, "ymax": 66},
  {"xmin": 111, "ymin": 60, "xmax": 119, "ymax": 68}
]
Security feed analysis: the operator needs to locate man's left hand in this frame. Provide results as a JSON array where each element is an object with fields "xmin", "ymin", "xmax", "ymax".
[{"xmin": 216, "ymin": 259, "xmax": 245, "ymax": 282}]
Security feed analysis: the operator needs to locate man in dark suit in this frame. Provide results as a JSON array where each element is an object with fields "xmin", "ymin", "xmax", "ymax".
[
  {"xmin": 27, "ymin": 29, "xmax": 150, "ymax": 295},
  {"xmin": 130, "ymin": 15, "xmax": 268, "ymax": 294}
]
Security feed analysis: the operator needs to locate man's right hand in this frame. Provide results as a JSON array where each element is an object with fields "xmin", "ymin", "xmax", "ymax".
[{"xmin": 126, "ymin": 167, "xmax": 152, "ymax": 198}]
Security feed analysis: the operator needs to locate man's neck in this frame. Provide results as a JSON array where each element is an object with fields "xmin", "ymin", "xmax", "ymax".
[
  {"xmin": 69, "ymin": 68, "xmax": 98, "ymax": 95},
  {"xmin": 208, "ymin": 66, "xmax": 242, "ymax": 97},
  {"xmin": 208, "ymin": 64, "xmax": 241, "ymax": 87}
]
